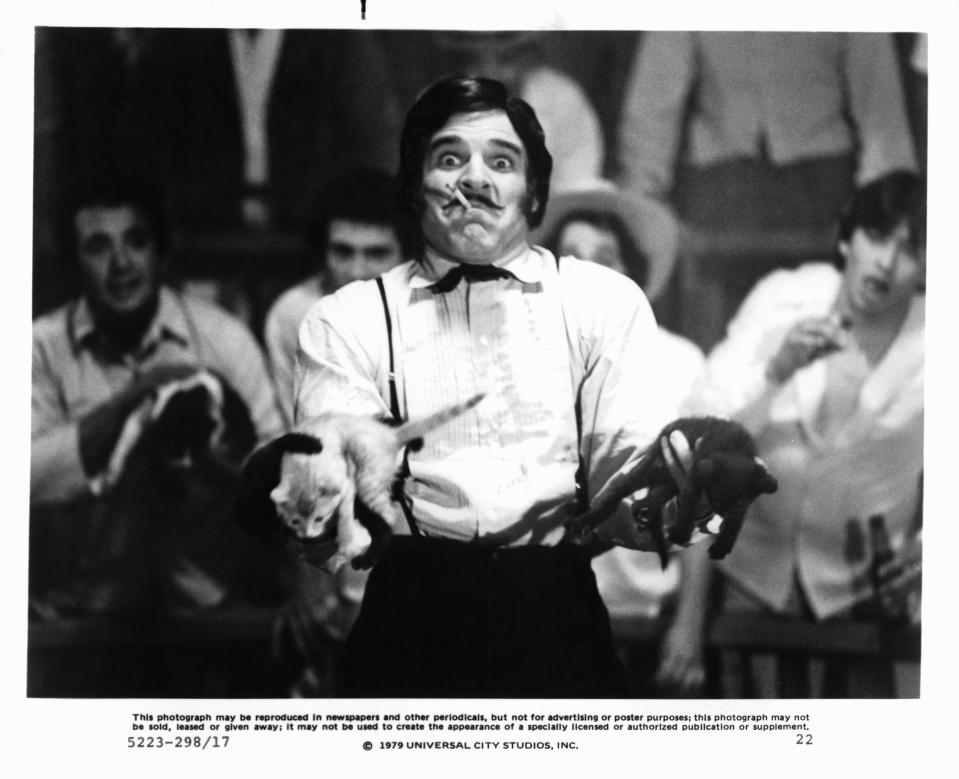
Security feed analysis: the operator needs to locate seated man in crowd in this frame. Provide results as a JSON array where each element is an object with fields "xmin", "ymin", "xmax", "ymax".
[
  {"xmin": 264, "ymin": 166, "xmax": 412, "ymax": 426},
  {"xmin": 30, "ymin": 174, "xmax": 285, "ymax": 694},
  {"xmin": 262, "ymin": 167, "xmax": 411, "ymax": 696},
  {"xmin": 673, "ymin": 170, "xmax": 925, "ymax": 698}
]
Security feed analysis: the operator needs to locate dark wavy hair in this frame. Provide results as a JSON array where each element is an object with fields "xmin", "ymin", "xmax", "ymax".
[
  {"xmin": 396, "ymin": 76, "xmax": 553, "ymax": 233},
  {"xmin": 836, "ymin": 170, "xmax": 926, "ymax": 267},
  {"xmin": 65, "ymin": 171, "xmax": 170, "ymax": 261},
  {"xmin": 302, "ymin": 166, "xmax": 418, "ymax": 263}
]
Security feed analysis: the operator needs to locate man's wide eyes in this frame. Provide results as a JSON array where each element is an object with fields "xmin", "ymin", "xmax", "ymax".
[{"xmin": 434, "ymin": 151, "xmax": 516, "ymax": 170}]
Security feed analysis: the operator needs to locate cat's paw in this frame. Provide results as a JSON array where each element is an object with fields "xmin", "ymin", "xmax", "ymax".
[
  {"xmin": 325, "ymin": 551, "xmax": 350, "ymax": 574},
  {"xmin": 337, "ymin": 523, "xmax": 372, "ymax": 569}
]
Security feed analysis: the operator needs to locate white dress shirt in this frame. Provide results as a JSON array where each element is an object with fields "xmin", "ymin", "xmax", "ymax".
[
  {"xmin": 592, "ymin": 326, "xmax": 704, "ymax": 618},
  {"xmin": 685, "ymin": 263, "xmax": 924, "ymax": 618},
  {"xmin": 227, "ymin": 29, "xmax": 285, "ymax": 226},
  {"xmin": 32, "ymin": 287, "xmax": 284, "ymax": 504},
  {"xmin": 294, "ymin": 245, "xmax": 664, "ymax": 548}
]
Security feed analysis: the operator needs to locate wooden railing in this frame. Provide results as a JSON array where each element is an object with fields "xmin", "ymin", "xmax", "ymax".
[
  {"xmin": 28, "ymin": 607, "xmax": 920, "ymax": 698},
  {"xmin": 707, "ymin": 613, "xmax": 920, "ymax": 661}
]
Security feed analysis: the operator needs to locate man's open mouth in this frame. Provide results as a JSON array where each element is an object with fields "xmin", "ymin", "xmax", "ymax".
[
  {"xmin": 863, "ymin": 276, "xmax": 890, "ymax": 296},
  {"xmin": 107, "ymin": 278, "xmax": 144, "ymax": 299}
]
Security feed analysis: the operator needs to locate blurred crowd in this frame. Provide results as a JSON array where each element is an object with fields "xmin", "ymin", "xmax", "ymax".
[{"xmin": 29, "ymin": 28, "xmax": 926, "ymax": 698}]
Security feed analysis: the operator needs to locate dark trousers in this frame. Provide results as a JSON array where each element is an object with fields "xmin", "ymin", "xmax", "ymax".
[{"xmin": 343, "ymin": 537, "xmax": 626, "ymax": 698}]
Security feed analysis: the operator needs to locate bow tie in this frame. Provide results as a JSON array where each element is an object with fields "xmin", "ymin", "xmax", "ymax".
[{"xmin": 430, "ymin": 263, "xmax": 515, "ymax": 293}]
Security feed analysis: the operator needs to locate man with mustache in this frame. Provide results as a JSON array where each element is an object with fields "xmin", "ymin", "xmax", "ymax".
[{"xmin": 249, "ymin": 76, "xmax": 716, "ymax": 698}]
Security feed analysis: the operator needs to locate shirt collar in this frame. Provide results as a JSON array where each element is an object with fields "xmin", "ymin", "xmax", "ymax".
[
  {"xmin": 408, "ymin": 243, "xmax": 547, "ymax": 289},
  {"xmin": 70, "ymin": 287, "xmax": 191, "ymax": 354}
]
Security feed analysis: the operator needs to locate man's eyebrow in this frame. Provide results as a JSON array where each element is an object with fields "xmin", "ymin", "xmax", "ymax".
[
  {"xmin": 428, "ymin": 134, "xmax": 465, "ymax": 153},
  {"xmin": 487, "ymin": 138, "xmax": 524, "ymax": 156},
  {"xmin": 427, "ymin": 135, "xmax": 525, "ymax": 156}
]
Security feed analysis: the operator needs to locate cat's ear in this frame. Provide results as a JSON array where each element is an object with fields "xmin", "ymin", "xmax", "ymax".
[
  {"xmin": 278, "ymin": 432, "xmax": 323, "ymax": 455},
  {"xmin": 269, "ymin": 483, "xmax": 287, "ymax": 505},
  {"xmin": 232, "ymin": 434, "xmax": 304, "ymax": 543},
  {"xmin": 752, "ymin": 457, "xmax": 778, "ymax": 494}
]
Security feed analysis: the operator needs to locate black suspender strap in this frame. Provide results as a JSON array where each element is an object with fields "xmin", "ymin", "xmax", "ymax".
[
  {"xmin": 375, "ymin": 277, "xmax": 421, "ymax": 536},
  {"xmin": 375, "ymin": 277, "xmax": 401, "ymax": 420},
  {"xmin": 555, "ymin": 255, "xmax": 589, "ymax": 515}
]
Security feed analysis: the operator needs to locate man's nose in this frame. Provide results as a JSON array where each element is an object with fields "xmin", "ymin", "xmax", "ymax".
[
  {"xmin": 347, "ymin": 263, "xmax": 371, "ymax": 282},
  {"xmin": 874, "ymin": 241, "xmax": 900, "ymax": 273},
  {"xmin": 458, "ymin": 154, "xmax": 491, "ymax": 192},
  {"xmin": 108, "ymin": 240, "xmax": 135, "ymax": 271},
  {"xmin": 355, "ymin": 259, "xmax": 382, "ymax": 280}
]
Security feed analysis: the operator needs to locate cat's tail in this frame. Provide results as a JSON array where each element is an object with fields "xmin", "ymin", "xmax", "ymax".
[{"xmin": 396, "ymin": 392, "xmax": 486, "ymax": 447}]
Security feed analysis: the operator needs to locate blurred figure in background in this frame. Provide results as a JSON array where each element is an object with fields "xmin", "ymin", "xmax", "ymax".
[
  {"xmin": 30, "ymin": 173, "xmax": 285, "ymax": 695},
  {"xmin": 534, "ymin": 181, "xmax": 705, "ymax": 696},
  {"xmin": 121, "ymin": 29, "xmax": 402, "ymax": 235},
  {"xmin": 434, "ymin": 31, "xmax": 605, "ymax": 190},
  {"xmin": 262, "ymin": 167, "xmax": 411, "ymax": 696},
  {"xmin": 617, "ymin": 32, "xmax": 918, "ymax": 350},
  {"xmin": 34, "ymin": 28, "xmax": 157, "ymax": 317},
  {"xmin": 264, "ymin": 167, "xmax": 412, "ymax": 427},
  {"xmin": 899, "ymin": 32, "xmax": 928, "ymax": 173},
  {"xmin": 674, "ymin": 170, "xmax": 925, "ymax": 698}
]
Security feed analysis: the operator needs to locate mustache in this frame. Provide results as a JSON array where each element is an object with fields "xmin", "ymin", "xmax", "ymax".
[{"xmin": 426, "ymin": 185, "xmax": 503, "ymax": 211}]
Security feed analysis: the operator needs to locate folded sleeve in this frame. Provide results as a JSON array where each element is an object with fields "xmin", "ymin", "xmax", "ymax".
[
  {"xmin": 294, "ymin": 285, "xmax": 391, "ymax": 423},
  {"xmin": 212, "ymin": 317, "xmax": 286, "ymax": 442},
  {"xmin": 682, "ymin": 268, "xmax": 813, "ymax": 430},
  {"xmin": 31, "ymin": 333, "xmax": 90, "ymax": 503},
  {"xmin": 563, "ymin": 263, "xmax": 668, "ymax": 547}
]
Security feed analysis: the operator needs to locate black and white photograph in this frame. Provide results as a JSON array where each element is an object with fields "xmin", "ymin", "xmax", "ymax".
[{"xmin": 3, "ymin": 0, "xmax": 957, "ymax": 774}]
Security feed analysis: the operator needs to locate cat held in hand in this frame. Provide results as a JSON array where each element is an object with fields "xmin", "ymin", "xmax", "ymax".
[
  {"xmin": 269, "ymin": 393, "xmax": 485, "ymax": 572},
  {"xmin": 567, "ymin": 416, "xmax": 778, "ymax": 568}
]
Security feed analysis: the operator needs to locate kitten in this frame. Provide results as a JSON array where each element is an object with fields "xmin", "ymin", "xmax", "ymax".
[
  {"xmin": 270, "ymin": 393, "xmax": 485, "ymax": 572},
  {"xmin": 567, "ymin": 416, "xmax": 778, "ymax": 568}
]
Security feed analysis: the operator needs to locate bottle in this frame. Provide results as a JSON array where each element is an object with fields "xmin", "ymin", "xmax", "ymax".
[
  {"xmin": 868, "ymin": 514, "xmax": 899, "ymax": 593},
  {"xmin": 843, "ymin": 517, "xmax": 866, "ymax": 564}
]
